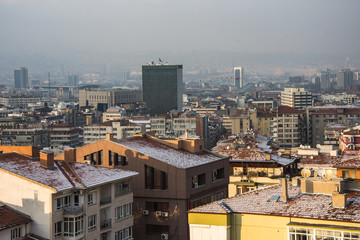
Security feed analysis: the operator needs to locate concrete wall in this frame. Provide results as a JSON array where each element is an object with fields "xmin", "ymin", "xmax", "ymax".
[{"xmin": 0, "ymin": 170, "xmax": 55, "ymax": 239}]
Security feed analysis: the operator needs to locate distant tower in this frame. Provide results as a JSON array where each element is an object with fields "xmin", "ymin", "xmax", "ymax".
[
  {"xmin": 14, "ymin": 67, "xmax": 28, "ymax": 89},
  {"xmin": 337, "ymin": 69, "xmax": 354, "ymax": 89},
  {"xmin": 234, "ymin": 67, "xmax": 244, "ymax": 88},
  {"xmin": 142, "ymin": 63, "xmax": 183, "ymax": 115},
  {"xmin": 320, "ymin": 69, "xmax": 331, "ymax": 90},
  {"xmin": 68, "ymin": 74, "xmax": 79, "ymax": 86}
]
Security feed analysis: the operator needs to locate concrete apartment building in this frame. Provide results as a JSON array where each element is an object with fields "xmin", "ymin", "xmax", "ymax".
[
  {"xmin": 55, "ymin": 134, "xmax": 230, "ymax": 240},
  {"xmin": 271, "ymin": 106, "xmax": 304, "ymax": 148},
  {"xmin": 222, "ymin": 112, "xmax": 250, "ymax": 135},
  {"xmin": 306, "ymin": 105, "xmax": 360, "ymax": 147},
  {"xmin": 0, "ymin": 127, "xmax": 49, "ymax": 148},
  {"xmin": 249, "ymin": 109, "xmax": 276, "ymax": 137},
  {"xmin": 280, "ymin": 87, "xmax": 312, "ymax": 109},
  {"xmin": 79, "ymin": 88, "xmax": 142, "ymax": 110},
  {"xmin": 337, "ymin": 68, "xmax": 354, "ymax": 89},
  {"xmin": 14, "ymin": 67, "xmax": 28, "ymax": 89},
  {"xmin": 0, "ymin": 96, "xmax": 41, "ymax": 108},
  {"xmin": 102, "ymin": 107, "xmax": 127, "ymax": 122},
  {"xmin": 0, "ymin": 148, "xmax": 138, "ymax": 240},
  {"xmin": 142, "ymin": 64, "xmax": 183, "ymax": 115},
  {"xmin": 150, "ymin": 113, "xmax": 209, "ymax": 139},
  {"xmin": 84, "ymin": 120, "xmax": 144, "ymax": 144},
  {"xmin": 48, "ymin": 124, "xmax": 82, "ymax": 148}
]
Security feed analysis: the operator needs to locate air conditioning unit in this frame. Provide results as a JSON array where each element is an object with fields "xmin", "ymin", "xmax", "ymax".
[
  {"xmin": 156, "ymin": 211, "xmax": 162, "ymax": 217},
  {"xmin": 142, "ymin": 210, "xmax": 149, "ymax": 215},
  {"xmin": 161, "ymin": 211, "xmax": 169, "ymax": 217},
  {"xmin": 161, "ymin": 233, "xmax": 169, "ymax": 240}
]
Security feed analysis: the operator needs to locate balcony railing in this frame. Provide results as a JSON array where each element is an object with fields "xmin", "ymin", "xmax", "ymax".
[
  {"xmin": 63, "ymin": 205, "xmax": 84, "ymax": 215},
  {"xmin": 100, "ymin": 196, "xmax": 111, "ymax": 205},
  {"xmin": 100, "ymin": 219, "xmax": 112, "ymax": 230}
]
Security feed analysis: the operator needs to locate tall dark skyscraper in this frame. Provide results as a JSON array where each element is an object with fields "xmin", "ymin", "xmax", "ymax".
[
  {"xmin": 14, "ymin": 67, "xmax": 28, "ymax": 89},
  {"xmin": 142, "ymin": 63, "xmax": 183, "ymax": 115}
]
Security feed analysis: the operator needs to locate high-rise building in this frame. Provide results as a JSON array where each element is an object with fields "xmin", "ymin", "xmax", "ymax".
[
  {"xmin": 14, "ymin": 67, "xmax": 28, "ymax": 89},
  {"xmin": 142, "ymin": 63, "xmax": 183, "ymax": 115},
  {"xmin": 234, "ymin": 67, "xmax": 244, "ymax": 88},
  {"xmin": 280, "ymin": 87, "xmax": 312, "ymax": 109},
  {"xmin": 337, "ymin": 68, "xmax": 354, "ymax": 89},
  {"xmin": 320, "ymin": 69, "xmax": 331, "ymax": 90},
  {"xmin": 68, "ymin": 74, "xmax": 78, "ymax": 86}
]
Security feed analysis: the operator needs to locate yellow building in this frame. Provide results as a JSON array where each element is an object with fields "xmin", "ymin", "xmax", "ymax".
[
  {"xmin": 189, "ymin": 178, "xmax": 360, "ymax": 240},
  {"xmin": 223, "ymin": 113, "xmax": 250, "ymax": 135}
]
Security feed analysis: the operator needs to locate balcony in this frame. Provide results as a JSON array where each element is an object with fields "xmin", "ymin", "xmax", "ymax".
[
  {"xmin": 100, "ymin": 219, "xmax": 112, "ymax": 230},
  {"xmin": 63, "ymin": 205, "xmax": 84, "ymax": 215},
  {"xmin": 100, "ymin": 196, "xmax": 111, "ymax": 205}
]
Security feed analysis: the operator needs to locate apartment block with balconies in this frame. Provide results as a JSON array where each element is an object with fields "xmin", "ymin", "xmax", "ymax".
[{"xmin": 0, "ymin": 149, "xmax": 138, "ymax": 240}]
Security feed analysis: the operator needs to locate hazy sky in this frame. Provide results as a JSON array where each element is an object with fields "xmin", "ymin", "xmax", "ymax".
[{"xmin": 1, "ymin": 0, "xmax": 359, "ymax": 57}]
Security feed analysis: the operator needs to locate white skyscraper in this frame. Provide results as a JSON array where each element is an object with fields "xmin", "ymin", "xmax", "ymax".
[{"xmin": 234, "ymin": 67, "xmax": 244, "ymax": 88}]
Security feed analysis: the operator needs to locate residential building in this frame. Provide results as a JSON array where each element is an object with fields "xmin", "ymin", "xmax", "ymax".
[
  {"xmin": 0, "ymin": 128, "xmax": 49, "ymax": 148},
  {"xmin": 280, "ymin": 88, "xmax": 312, "ymax": 109},
  {"xmin": 48, "ymin": 124, "xmax": 82, "ymax": 148},
  {"xmin": 248, "ymin": 100, "xmax": 275, "ymax": 110},
  {"xmin": 142, "ymin": 64, "xmax": 183, "ymax": 115},
  {"xmin": 55, "ymin": 134, "xmax": 230, "ymax": 240},
  {"xmin": 14, "ymin": 67, "xmax": 28, "ymax": 89},
  {"xmin": 249, "ymin": 109, "xmax": 276, "ymax": 137},
  {"xmin": 189, "ymin": 177, "xmax": 360, "ymax": 240},
  {"xmin": 79, "ymin": 88, "xmax": 142, "ymax": 111},
  {"xmin": 324, "ymin": 124, "xmax": 348, "ymax": 147},
  {"xmin": 320, "ymin": 69, "xmax": 331, "ymax": 90},
  {"xmin": 0, "ymin": 96, "xmax": 41, "ymax": 108},
  {"xmin": 68, "ymin": 74, "xmax": 79, "ymax": 86},
  {"xmin": 213, "ymin": 135, "xmax": 297, "ymax": 197},
  {"xmin": 234, "ymin": 67, "xmax": 244, "ymax": 88},
  {"xmin": 337, "ymin": 68, "xmax": 354, "ymax": 89},
  {"xmin": 271, "ymin": 106, "xmax": 304, "ymax": 148},
  {"xmin": 0, "ymin": 149, "xmax": 138, "ymax": 240},
  {"xmin": 306, "ymin": 105, "xmax": 360, "ymax": 147},
  {"xmin": 339, "ymin": 126, "xmax": 360, "ymax": 151},
  {"xmin": 0, "ymin": 203, "xmax": 32, "ymax": 240},
  {"xmin": 222, "ymin": 112, "xmax": 250, "ymax": 135},
  {"xmin": 102, "ymin": 107, "xmax": 127, "ymax": 122},
  {"xmin": 84, "ymin": 120, "xmax": 144, "ymax": 144}
]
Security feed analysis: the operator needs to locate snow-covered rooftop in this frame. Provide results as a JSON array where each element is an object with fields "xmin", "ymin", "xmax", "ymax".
[
  {"xmin": 0, "ymin": 152, "xmax": 138, "ymax": 192},
  {"xmin": 189, "ymin": 184, "xmax": 360, "ymax": 223},
  {"xmin": 114, "ymin": 138, "xmax": 224, "ymax": 169}
]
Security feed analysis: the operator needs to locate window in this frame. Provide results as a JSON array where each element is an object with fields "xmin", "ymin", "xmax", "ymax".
[
  {"xmin": 54, "ymin": 221, "xmax": 62, "ymax": 237},
  {"xmin": 88, "ymin": 192, "xmax": 96, "ymax": 205},
  {"xmin": 115, "ymin": 181, "xmax": 130, "ymax": 197},
  {"xmin": 115, "ymin": 203, "xmax": 132, "ymax": 220},
  {"xmin": 146, "ymin": 202, "xmax": 169, "ymax": 212},
  {"xmin": 64, "ymin": 216, "xmax": 84, "ymax": 237},
  {"xmin": 88, "ymin": 215, "xmax": 96, "ymax": 231},
  {"xmin": 212, "ymin": 168, "xmax": 225, "ymax": 182},
  {"xmin": 192, "ymin": 173, "xmax": 206, "ymax": 188},
  {"xmin": 145, "ymin": 165, "xmax": 168, "ymax": 190},
  {"xmin": 289, "ymin": 227, "xmax": 360, "ymax": 240},
  {"xmin": 56, "ymin": 195, "xmax": 71, "ymax": 210},
  {"xmin": 74, "ymin": 194, "xmax": 79, "ymax": 206},
  {"xmin": 98, "ymin": 150, "xmax": 103, "ymax": 165},
  {"xmin": 115, "ymin": 227, "xmax": 133, "ymax": 240},
  {"xmin": 11, "ymin": 227, "xmax": 21, "ymax": 240},
  {"xmin": 109, "ymin": 150, "xmax": 113, "ymax": 165}
]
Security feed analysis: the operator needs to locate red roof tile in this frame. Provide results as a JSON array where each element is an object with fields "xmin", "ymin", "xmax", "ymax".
[
  {"xmin": 278, "ymin": 106, "xmax": 303, "ymax": 114},
  {"xmin": 0, "ymin": 204, "xmax": 31, "ymax": 231}
]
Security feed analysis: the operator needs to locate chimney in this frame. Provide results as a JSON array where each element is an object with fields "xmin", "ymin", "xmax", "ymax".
[
  {"xmin": 282, "ymin": 178, "xmax": 289, "ymax": 203},
  {"xmin": 40, "ymin": 150, "xmax": 55, "ymax": 169},
  {"xmin": 64, "ymin": 148, "xmax": 76, "ymax": 162},
  {"xmin": 106, "ymin": 133, "xmax": 114, "ymax": 141},
  {"xmin": 185, "ymin": 129, "xmax": 189, "ymax": 139},
  {"xmin": 332, "ymin": 191, "xmax": 347, "ymax": 209}
]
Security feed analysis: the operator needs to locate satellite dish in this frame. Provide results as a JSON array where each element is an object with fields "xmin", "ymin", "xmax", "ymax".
[
  {"xmin": 301, "ymin": 169, "xmax": 311, "ymax": 178},
  {"xmin": 317, "ymin": 168, "xmax": 325, "ymax": 177},
  {"xmin": 325, "ymin": 170, "xmax": 333, "ymax": 180}
]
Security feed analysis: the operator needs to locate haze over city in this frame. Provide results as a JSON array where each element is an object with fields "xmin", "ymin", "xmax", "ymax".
[{"xmin": 0, "ymin": 0, "xmax": 360, "ymax": 78}]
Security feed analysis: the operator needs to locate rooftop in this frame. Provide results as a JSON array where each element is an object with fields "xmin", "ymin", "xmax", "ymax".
[
  {"xmin": 0, "ymin": 152, "xmax": 138, "ymax": 191},
  {"xmin": 335, "ymin": 151, "xmax": 360, "ymax": 169},
  {"xmin": 0, "ymin": 203, "xmax": 31, "ymax": 231},
  {"xmin": 278, "ymin": 106, "xmax": 303, "ymax": 114},
  {"xmin": 189, "ymin": 184, "xmax": 360, "ymax": 223},
  {"xmin": 114, "ymin": 137, "xmax": 224, "ymax": 169}
]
